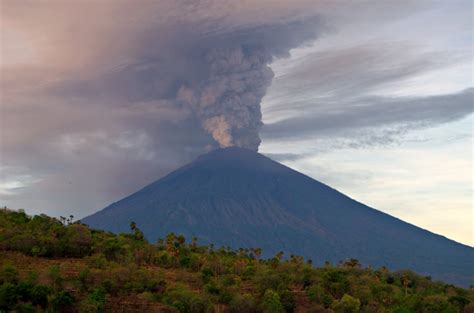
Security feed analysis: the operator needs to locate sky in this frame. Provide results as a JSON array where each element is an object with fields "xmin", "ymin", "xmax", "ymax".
[{"xmin": 1, "ymin": 1, "xmax": 472, "ymax": 246}]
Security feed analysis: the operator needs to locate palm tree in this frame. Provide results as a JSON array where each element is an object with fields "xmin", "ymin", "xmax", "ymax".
[
  {"xmin": 191, "ymin": 236, "xmax": 198, "ymax": 248},
  {"xmin": 276, "ymin": 251, "xmax": 284, "ymax": 261},
  {"xmin": 130, "ymin": 221, "xmax": 137, "ymax": 232},
  {"xmin": 344, "ymin": 258, "xmax": 361, "ymax": 268},
  {"xmin": 176, "ymin": 234, "xmax": 186, "ymax": 246}
]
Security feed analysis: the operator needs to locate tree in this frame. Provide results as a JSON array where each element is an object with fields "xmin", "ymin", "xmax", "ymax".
[
  {"xmin": 344, "ymin": 258, "xmax": 361, "ymax": 268},
  {"xmin": 279, "ymin": 289, "xmax": 296, "ymax": 313},
  {"xmin": 0, "ymin": 283, "xmax": 17, "ymax": 311},
  {"xmin": 0, "ymin": 265, "xmax": 19, "ymax": 284},
  {"xmin": 191, "ymin": 236, "xmax": 198, "ymax": 248},
  {"xmin": 30, "ymin": 285, "xmax": 52, "ymax": 309},
  {"xmin": 129, "ymin": 221, "xmax": 144, "ymax": 241},
  {"xmin": 48, "ymin": 265, "xmax": 63, "ymax": 291},
  {"xmin": 448, "ymin": 295, "xmax": 470, "ymax": 311},
  {"xmin": 81, "ymin": 288, "xmax": 106, "ymax": 312},
  {"xmin": 401, "ymin": 273, "xmax": 412, "ymax": 296},
  {"xmin": 276, "ymin": 251, "xmax": 284, "ymax": 261},
  {"xmin": 254, "ymin": 248, "xmax": 262, "ymax": 260},
  {"xmin": 331, "ymin": 294, "xmax": 361, "ymax": 313},
  {"xmin": 261, "ymin": 289, "xmax": 284, "ymax": 313},
  {"xmin": 176, "ymin": 234, "xmax": 186, "ymax": 246},
  {"xmin": 50, "ymin": 291, "xmax": 75, "ymax": 312}
]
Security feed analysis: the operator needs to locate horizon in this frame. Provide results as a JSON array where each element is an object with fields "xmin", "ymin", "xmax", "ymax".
[{"xmin": 1, "ymin": 1, "xmax": 473, "ymax": 247}]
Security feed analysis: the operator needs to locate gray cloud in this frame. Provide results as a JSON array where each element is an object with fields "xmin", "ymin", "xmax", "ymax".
[
  {"xmin": 263, "ymin": 88, "xmax": 473, "ymax": 141},
  {"xmin": 0, "ymin": 1, "xmax": 325, "ymax": 216},
  {"xmin": 266, "ymin": 44, "xmax": 453, "ymax": 103},
  {"xmin": 52, "ymin": 15, "xmax": 323, "ymax": 150}
]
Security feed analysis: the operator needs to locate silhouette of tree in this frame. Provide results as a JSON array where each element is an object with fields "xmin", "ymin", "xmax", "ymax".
[
  {"xmin": 254, "ymin": 248, "xmax": 262, "ymax": 260},
  {"xmin": 344, "ymin": 258, "xmax": 361, "ymax": 268},
  {"xmin": 130, "ymin": 221, "xmax": 137, "ymax": 232}
]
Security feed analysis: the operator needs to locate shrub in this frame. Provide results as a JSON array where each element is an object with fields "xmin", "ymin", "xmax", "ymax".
[
  {"xmin": 30, "ymin": 285, "xmax": 52, "ymax": 308},
  {"xmin": 221, "ymin": 275, "xmax": 236, "ymax": 287},
  {"xmin": 201, "ymin": 268, "xmax": 214, "ymax": 284},
  {"xmin": 13, "ymin": 302, "xmax": 35, "ymax": 313},
  {"xmin": 78, "ymin": 267, "xmax": 91, "ymax": 292},
  {"xmin": 48, "ymin": 265, "xmax": 63, "ymax": 290},
  {"xmin": 279, "ymin": 289, "xmax": 296, "ymax": 313},
  {"xmin": 422, "ymin": 295, "xmax": 456, "ymax": 313},
  {"xmin": 255, "ymin": 271, "xmax": 289, "ymax": 295},
  {"xmin": 163, "ymin": 284, "xmax": 210, "ymax": 313},
  {"xmin": 229, "ymin": 294, "xmax": 257, "ymax": 313},
  {"xmin": 261, "ymin": 289, "xmax": 284, "ymax": 313},
  {"xmin": 331, "ymin": 294, "xmax": 361, "ymax": 313},
  {"xmin": 80, "ymin": 288, "xmax": 107, "ymax": 313},
  {"xmin": 0, "ymin": 283, "xmax": 18, "ymax": 311},
  {"xmin": 322, "ymin": 269, "xmax": 349, "ymax": 298},
  {"xmin": 50, "ymin": 290, "xmax": 75, "ymax": 312},
  {"xmin": 86, "ymin": 254, "xmax": 108, "ymax": 269},
  {"xmin": 0, "ymin": 264, "xmax": 19, "ymax": 284}
]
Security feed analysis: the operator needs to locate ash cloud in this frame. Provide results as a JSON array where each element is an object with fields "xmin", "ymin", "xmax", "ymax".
[
  {"xmin": 38, "ymin": 8, "xmax": 322, "ymax": 151},
  {"xmin": 177, "ymin": 46, "xmax": 274, "ymax": 150},
  {"xmin": 0, "ymin": 1, "xmax": 324, "ymax": 216},
  {"xmin": 150, "ymin": 15, "xmax": 323, "ymax": 151}
]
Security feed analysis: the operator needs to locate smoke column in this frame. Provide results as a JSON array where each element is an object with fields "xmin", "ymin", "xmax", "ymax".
[{"xmin": 177, "ymin": 46, "xmax": 274, "ymax": 151}]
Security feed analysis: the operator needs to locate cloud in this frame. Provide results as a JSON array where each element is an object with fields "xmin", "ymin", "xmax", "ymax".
[
  {"xmin": 263, "ymin": 88, "xmax": 474, "ymax": 141},
  {"xmin": 0, "ymin": 1, "xmax": 327, "ymax": 216}
]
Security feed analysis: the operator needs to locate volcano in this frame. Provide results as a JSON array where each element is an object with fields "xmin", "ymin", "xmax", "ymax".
[{"xmin": 82, "ymin": 147, "xmax": 473, "ymax": 286}]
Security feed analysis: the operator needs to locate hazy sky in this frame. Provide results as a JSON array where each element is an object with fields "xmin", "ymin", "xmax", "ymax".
[{"xmin": 1, "ymin": 1, "xmax": 472, "ymax": 245}]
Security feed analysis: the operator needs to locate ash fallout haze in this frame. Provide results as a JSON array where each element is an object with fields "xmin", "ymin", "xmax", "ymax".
[{"xmin": 1, "ymin": 0, "xmax": 473, "ymax": 255}]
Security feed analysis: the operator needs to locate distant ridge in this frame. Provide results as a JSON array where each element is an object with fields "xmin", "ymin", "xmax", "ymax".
[{"xmin": 83, "ymin": 147, "xmax": 474, "ymax": 286}]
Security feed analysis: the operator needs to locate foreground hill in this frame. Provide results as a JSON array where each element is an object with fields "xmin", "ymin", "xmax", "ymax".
[
  {"xmin": 1, "ymin": 208, "xmax": 473, "ymax": 312},
  {"xmin": 82, "ymin": 147, "xmax": 473, "ymax": 287}
]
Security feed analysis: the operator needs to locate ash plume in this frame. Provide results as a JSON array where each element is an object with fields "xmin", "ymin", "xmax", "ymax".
[
  {"xmin": 178, "ymin": 46, "xmax": 274, "ymax": 150},
  {"xmin": 173, "ymin": 17, "xmax": 322, "ymax": 151},
  {"xmin": 1, "ymin": 1, "xmax": 324, "ymax": 215}
]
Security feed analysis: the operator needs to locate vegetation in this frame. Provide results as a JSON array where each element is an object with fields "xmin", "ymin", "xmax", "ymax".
[{"xmin": 0, "ymin": 207, "xmax": 473, "ymax": 312}]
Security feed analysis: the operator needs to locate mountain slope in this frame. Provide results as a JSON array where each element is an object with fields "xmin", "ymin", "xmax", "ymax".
[{"xmin": 82, "ymin": 147, "xmax": 474, "ymax": 286}]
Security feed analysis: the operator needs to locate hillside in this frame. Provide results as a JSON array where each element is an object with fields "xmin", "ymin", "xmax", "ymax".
[
  {"xmin": 82, "ymin": 147, "xmax": 474, "ymax": 287},
  {"xmin": 1, "ymin": 208, "xmax": 473, "ymax": 312}
]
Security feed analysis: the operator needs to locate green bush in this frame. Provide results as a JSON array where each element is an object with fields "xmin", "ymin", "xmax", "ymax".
[
  {"xmin": 30, "ymin": 285, "xmax": 52, "ymax": 308},
  {"xmin": 0, "ymin": 264, "xmax": 19, "ymax": 284},
  {"xmin": 201, "ymin": 268, "xmax": 214, "ymax": 284},
  {"xmin": 229, "ymin": 294, "xmax": 257, "ymax": 313},
  {"xmin": 13, "ymin": 302, "xmax": 35, "ymax": 313},
  {"xmin": 0, "ymin": 283, "xmax": 18, "ymax": 311},
  {"xmin": 261, "ymin": 289, "xmax": 284, "ymax": 313},
  {"xmin": 48, "ymin": 265, "xmax": 63, "ymax": 290},
  {"xmin": 279, "ymin": 289, "xmax": 296, "ymax": 313},
  {"xmin": 331, "ymin": 294, "xmax": 361, "ymax": 313},
  {"xmin": 50, "ymin": 290, "xmax": 75, "ymax": 312},
  {"xmin": 163, "ymin": 285, "xmax": 210, "ymax": 313},
  {"xmin": 80, "ymin": 288, "xmax": 107, "ymax": 313}
]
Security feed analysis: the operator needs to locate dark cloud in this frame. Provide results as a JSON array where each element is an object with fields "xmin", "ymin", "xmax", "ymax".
[{"xmin": 49, "ymin": 15, "xmax": 323, "ymax": 150}]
